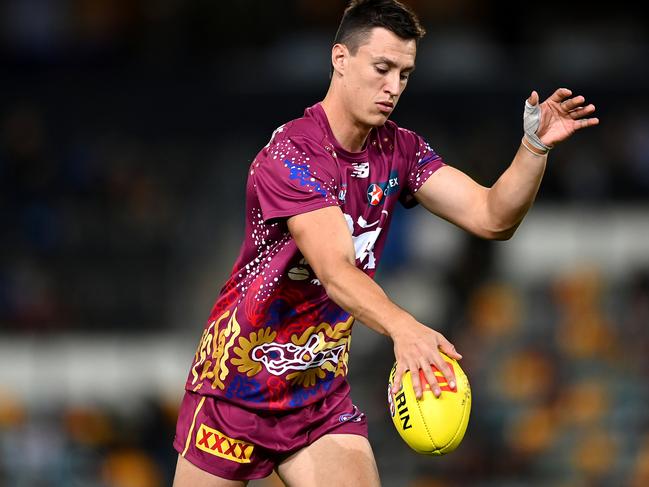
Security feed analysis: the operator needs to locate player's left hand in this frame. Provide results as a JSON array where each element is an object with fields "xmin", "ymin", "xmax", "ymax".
[{"xmin": 530, "ymin": 88, "xmax": 599, "ymax": 148}]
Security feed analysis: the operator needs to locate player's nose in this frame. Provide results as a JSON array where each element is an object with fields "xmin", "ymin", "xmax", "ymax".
[{"xmin": 384, "ymin": 72, "xmax": 400, "ymax": 96}]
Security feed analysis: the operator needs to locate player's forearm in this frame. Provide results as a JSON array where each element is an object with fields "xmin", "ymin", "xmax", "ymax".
[
  {"xmin": 320, "ymin": 263, "xmax": 412, "ymax": 338},
  {"xmin": 485, "ymin": 142, "xmax": 547, "ymax": 238}
]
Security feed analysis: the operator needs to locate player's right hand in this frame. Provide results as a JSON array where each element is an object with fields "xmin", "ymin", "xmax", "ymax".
[{"xmin": 390, "ymin": 322, "xmax": 462, "ymax": 400}]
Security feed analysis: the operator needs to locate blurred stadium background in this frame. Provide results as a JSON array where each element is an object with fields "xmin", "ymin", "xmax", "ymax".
[{"xmin": 1, "ymin": 0, "xmax": 648, "ymax": 486}]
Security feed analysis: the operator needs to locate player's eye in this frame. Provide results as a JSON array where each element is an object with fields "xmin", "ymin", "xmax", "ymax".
[
  {"xmin": 400, "ymin": 73, "xmax": 410, "ymax": 81},
  {"xmin": 375, "ymin": 65, "xmax": 388, "ymax": 74}
]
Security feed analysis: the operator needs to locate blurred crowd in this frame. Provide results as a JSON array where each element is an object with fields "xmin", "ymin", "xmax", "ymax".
[
  {"xmin": 360, "ymin": 263, "xmax": 649, "ymax": 486},
  {"xmin": 1, "ymin": 0, "xmax": 648, "ymax": 486},
  {"xmin": 0, "ymin": 393, "xmax": 179, "ymax": 487},
  {"xmin": 1, "ymin": 0, "xmax": 648, "ymax": 332}
]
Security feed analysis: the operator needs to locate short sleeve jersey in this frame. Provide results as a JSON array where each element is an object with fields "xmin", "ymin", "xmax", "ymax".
[{"xmin": 185, "ymin": 103, "xmax": 445, "ymax": 411}]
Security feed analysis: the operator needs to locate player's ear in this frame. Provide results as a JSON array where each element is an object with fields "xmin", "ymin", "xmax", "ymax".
[{"xmin": 331, "ymin": 43, "xmax": 348, "ymax": 77}]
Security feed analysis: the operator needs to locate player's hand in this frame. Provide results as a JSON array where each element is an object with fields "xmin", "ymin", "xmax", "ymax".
[
  {"xmin": 390, "ymin": 322, "xmax": 462, "ymax": 400},
  {"xmin": 530, "ymin": 88, "xmax": 599, "ymax": 147}
]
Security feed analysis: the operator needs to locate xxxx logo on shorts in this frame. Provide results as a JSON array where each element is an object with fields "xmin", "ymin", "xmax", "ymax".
[{"xmin": 196, "ymin": 424, "xmax": 254, "ymax": 463}]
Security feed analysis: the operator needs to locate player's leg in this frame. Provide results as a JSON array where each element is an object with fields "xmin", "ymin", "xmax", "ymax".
[
  {"xmin": 173, "ymin": 454, "xmax": 247, "ymax": 487},
  {"xmin": 276, "ymin": 433, "xmax": 381, "ymax": 487},
  {"xmin": 173, "ymin": 391, "xmax": 275, "ymax": 485}
]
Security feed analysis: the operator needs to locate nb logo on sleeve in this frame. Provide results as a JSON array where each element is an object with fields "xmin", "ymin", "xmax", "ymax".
[{"xmin": 196, "ymin": 424, "xmax": 255, "ymax": 463}]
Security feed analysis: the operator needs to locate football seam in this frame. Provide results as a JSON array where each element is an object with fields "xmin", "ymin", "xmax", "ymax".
[
  {"xmin": 415, "ymin": 374, "xmax": 470, "ymax": 454},
  {"xmin": 442, "ymin": 378, "xmax": 470, "ymax": 453},
  {"xmin": 415, "ymin": 392, "xmax": 439, "ymax": 453}
]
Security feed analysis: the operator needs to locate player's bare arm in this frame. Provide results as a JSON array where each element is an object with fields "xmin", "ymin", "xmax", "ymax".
[
  {"xmin": 287, "ymin": 206, "xmax": 462, "ymax": 399},
  {"xmin": 414, "ymin": 88, "xmax": 599, "ymax": 239}
]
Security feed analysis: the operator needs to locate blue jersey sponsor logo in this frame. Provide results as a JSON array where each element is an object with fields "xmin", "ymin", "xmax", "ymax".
[{"xmin": 366, "ymin": 170, "xmax": 399, "ymax": 206}]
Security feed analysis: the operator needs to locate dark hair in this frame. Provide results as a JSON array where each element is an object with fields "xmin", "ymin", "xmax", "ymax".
[{"xmin": 333, "ymin": 0, "xmax": 426, "ymax": 54}]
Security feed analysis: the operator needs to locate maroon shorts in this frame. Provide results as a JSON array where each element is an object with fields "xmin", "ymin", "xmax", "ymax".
[{"xmin": 173, "ymin": 382, "xmax": 368, "ymax": 481}]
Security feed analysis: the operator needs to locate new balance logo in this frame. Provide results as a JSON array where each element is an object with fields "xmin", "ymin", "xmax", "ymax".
[
  {"xmin": 351, "ymin": 162, "xmax": 370, "ymax": 178},
  {"xmin": 196, "ymin": 424, "xmax": 254, "ymax": 463}
]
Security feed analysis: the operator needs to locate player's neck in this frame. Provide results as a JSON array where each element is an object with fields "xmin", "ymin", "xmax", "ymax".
[{"xmin": 321, "ymin": 95, "xmax": 371, "ymax": 153}]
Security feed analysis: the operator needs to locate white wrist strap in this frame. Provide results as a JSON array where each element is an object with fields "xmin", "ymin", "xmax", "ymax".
[
  {"xmin": 523, "ymin": 100, "xmax": 553, "ymax": 152},
  {"xmin": 521, "ymin": 136, "xmax": 547, "ymax": 157}
]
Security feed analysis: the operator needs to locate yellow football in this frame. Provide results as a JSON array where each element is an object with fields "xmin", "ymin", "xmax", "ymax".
[{"xmin": 387, "ymin": 354, "xmax": 471, "ymax": 455}]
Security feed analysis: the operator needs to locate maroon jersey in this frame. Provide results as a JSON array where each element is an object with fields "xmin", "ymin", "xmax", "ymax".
[{"xmin": 185, "ymin": 103, "xmax": 445, "ymax": 410}]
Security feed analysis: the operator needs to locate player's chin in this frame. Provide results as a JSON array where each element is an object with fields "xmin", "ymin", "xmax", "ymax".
[{"xmin": 367, "ymin": 111, "xmax": 390, "ymax": 127}]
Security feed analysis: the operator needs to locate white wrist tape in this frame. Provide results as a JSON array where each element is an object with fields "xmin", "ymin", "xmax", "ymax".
[{"xmin": 523, "ymin": 100, "xmax": 552, "ymax": 152}]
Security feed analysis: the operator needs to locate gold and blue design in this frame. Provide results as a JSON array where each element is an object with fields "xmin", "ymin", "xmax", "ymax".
[{"xmin": 231, "ymin": 315, "xmax": 354, "ymax": 386}]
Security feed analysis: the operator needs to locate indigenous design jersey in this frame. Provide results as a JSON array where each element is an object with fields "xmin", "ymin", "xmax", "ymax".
[{"xmin": 185, "ymin": 103, "xmax": 445, "ymax": 411}]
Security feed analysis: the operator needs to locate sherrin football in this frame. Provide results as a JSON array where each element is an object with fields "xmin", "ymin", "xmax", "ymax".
[{"xmin": 387, "ymin": 354, "xmax": 471, "ymax": 455}]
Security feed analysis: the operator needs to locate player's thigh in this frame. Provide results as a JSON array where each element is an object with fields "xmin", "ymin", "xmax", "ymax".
[
  {"xmin": 173, "ymin": 454, "xmax": 247, "ymax": 487},
  {"xmin": 276, "ymin": 433, "xmax": 380, "ymax": 487}
]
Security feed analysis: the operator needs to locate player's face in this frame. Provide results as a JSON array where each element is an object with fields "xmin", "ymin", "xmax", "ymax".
[{"xmin": 343, "ymin": 27, "xmax": 417, "ymax": 128}]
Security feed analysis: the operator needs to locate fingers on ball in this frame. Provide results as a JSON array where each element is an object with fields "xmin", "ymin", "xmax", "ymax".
[{"xmin": 421, "ymin": 366, "xmax": 440, "ymax": 397}]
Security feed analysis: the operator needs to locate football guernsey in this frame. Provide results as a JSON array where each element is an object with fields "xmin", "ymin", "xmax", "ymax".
[{"xmin": 184, "ymin": 102, "xmax": 445, "ymax": 411}]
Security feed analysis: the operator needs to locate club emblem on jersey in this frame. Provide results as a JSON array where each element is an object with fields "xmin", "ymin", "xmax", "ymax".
[
  {"xmin": 352, "ymin": 162, "xmax": 370, "ymax": 178},
  {"xmin": 338, "ymin": 183, "xmax": 347, "ymax": 202},
  {"xmin": 367, "ymin": 184, "xmax": 384, "ymax": 206}
]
